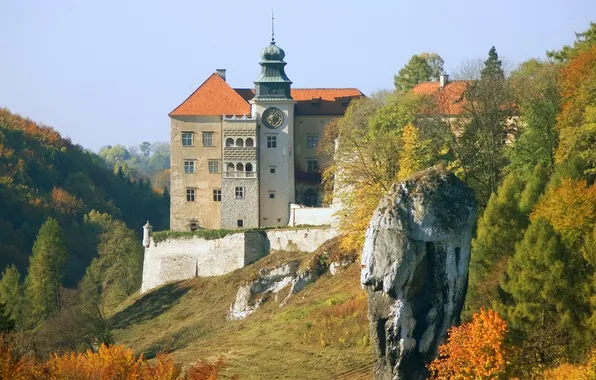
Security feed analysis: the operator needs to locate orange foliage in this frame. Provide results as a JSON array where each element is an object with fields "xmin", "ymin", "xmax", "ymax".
[
  {"xmin": 51, "ymin": 187, "xmax": 84, "ymax": 215},
  {"xmin": 0, "ymin": 336, "xmax": 238, "ymax": 380},
  {"xmin": 0, "ymin": 108, "xmax": 65, "ymax": 149},
  {"xmin": 531, "ymin": 178, "xmax": 596, "ymax": 247},
  {"xmin": 428, "ymin": 308, "xmax": 509, "ymax": 379},
  {"xmin": 543, "ymin": 349, "xmax": 596, "ymax": 379},
  {"xmin": 556, "ymin": 45, "xmax": 596, "ymax": 163}
]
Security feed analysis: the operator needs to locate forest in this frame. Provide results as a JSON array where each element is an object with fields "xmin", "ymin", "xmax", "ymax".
[
  {"xmin": 0, "ymin": 21, "xmax": 596, "ymax": 379},
  {"xmin": 325, "ymin": 22, "xmax": 596, "ymax": 377}
]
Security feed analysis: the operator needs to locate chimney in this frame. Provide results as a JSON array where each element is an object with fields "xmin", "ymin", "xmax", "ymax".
[
  {"xmin": 216, "ymin": 69, "xmax": 226, "ymax": 82},
  {"xmin": 439, "ymin": 72, "xmax": 449, "ymax": 88}
]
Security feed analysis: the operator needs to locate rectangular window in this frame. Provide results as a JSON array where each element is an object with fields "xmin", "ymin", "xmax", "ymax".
[
  {"xmin": 182, "ymin": 132, "xmax": 193, "ymax": 146},
  {"xmin": 184, "ymin": 160, "xmax": 195, "ymax": 174},
  {"xmin": 267, "ymin": 135, "xmax": 277, "ymax": 148},
  {"xmin": 186, "ymin": 188, "xmax": 195, "ymax": 202},
  {"xmin": 235, "ymin": 186, "xmax": 244, "ymax": 200},
  {"xmin": 208, "ymin": 160, "xmax": 220, "ymax": 173},
  {"xmin": 307, "ymin": 135, "xmax": 319, "ymax": 149},
  {"xmin": 307, "ymin": 159, "xmax": 319, "ymax": 173},
  {"xmin": 269, "ymin": 191, "xmax": 275, "ymax": 199},
  {"xmin": 213, "ymin": 189, "xmax": 221, "ymax": 202},
  {"xmin": 270, "ymin": 166, "xmax": 276, "ymax": 174},
  {"xmin": 237, "ymin": 219, "xmax": 244, "ymax": 228},
  {"xmin": 202, "ymin": 132, "xmax": 213, "ymax": 147}
]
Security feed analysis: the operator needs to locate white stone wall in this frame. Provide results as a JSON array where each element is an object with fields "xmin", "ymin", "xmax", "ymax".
[
  {"xmin": 266, "ymin": 228, "xmax": 334, "ymax": 253},
  {"xmin": 140, "ymin": 227, "xmax": 334, "ymax": 293},
  {"xmin": 288, "ymin": 205, "xmax": 334, "ymax": 227}
]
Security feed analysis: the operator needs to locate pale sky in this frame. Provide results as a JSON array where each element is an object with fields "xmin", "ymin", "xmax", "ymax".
[{"xmin": 1, "ymin": 0, "xmax": 594, "ymax": 151}]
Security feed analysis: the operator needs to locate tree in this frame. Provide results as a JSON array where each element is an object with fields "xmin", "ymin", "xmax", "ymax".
[
  {"xmin": 428, "ymin": 308, "xmax": 509, "ymax": 379},
  {"xmin": 84, "ymin": 211, "xmax": 143, "ymax": 310},
  {"xmin": 547, "ymin": 22, "xmax": 596, "ymax": 61},
  {"xmin": 531, "ymin": 178, "xmax": 596, "ymax": 249},
  {"xmin": 394, "ymin": 53, "xmax": 444, "ymax": 92},
  {"xmin": 555, "ymin": 45, "xmax": 596, "ymax": 175},
  {"xmin": 453, "ymin": 47, "xmax": 515, "ymax": 206},
  {"xmin": 518, "ymin": 163, "xmax": 549, "ymax": 215},
  {"xmin": 24, "ymin": 218, "xmax": 67, "ymax": 326},
  {"xmin": 397, "ymin": 123, "xmax": 435, "ymax": 180},
  {"xmin": 139, "ymin": 141, "xmax": 152, "ymax": 157},
  {"xmin": 0, "ymin": 303, "xmax": 14, "ymax": 333},
  {"xmin": 481, "ymin": 46, "xmax": 505, "ymax": 80},
  {"xmin": 507, "ymin": 59, "xmax": 560, "ymax": 173},
  {"xmin": 321, "ymin": 93, "xmax": 435, "ymax": 250},
  {"xmin": 0, "ymin": 265, "xmax": 22, "ymax": 328},
  {"xmin": 500, "ymin": 217, "xmax": 589, "ymax": 361},
  {"xmin": 466, "ymin": 173, "xmax": 527, "ymax": 315}
]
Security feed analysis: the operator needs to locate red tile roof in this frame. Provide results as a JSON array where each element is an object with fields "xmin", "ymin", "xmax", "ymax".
[
  {"xmin": 169, "ymin": 73, "xmax": 251, "ymax": 116},
  {"xmin": 235, "ymin": 88, "xmax": 365, "ymax": 115},
  {"xmin": 411, "ymin": 80, "xmax": 469, "ymax": 115}
]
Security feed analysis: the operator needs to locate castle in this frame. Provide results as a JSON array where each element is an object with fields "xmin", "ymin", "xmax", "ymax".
[{"xmin": 168, "ymin": 35, "xmax": 363, "ymax": 231}]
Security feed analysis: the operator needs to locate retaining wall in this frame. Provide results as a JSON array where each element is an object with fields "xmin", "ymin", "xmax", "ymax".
[{"xmin": 141, "ymin": 227, "xmax": 334, "ymax": 293}]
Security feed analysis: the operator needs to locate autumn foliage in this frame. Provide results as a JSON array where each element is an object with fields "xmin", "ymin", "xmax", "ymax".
[
  {"xmin": 0, "ymin": 336, "xmax": 230, "ymax": 380},
  {"xmin": 428, "ymin": 308, "xmax": 508, "ymax": 379}
]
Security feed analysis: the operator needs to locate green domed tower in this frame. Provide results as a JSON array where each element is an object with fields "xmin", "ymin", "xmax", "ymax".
[{"xmin": 254, "ymin": 36, "xmax": 293, "ymax": 100}]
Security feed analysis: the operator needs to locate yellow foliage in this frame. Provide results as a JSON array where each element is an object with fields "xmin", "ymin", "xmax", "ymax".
[
  {"xmin": 543, "ymin": 349, "xmax": 596, "ymax": 379},
  {"xmin": 397, "ymin": 123, "xmax": 433, "ymax": 180},
  {"xmin": 531, "ymin": 178, "xmax": 596, "ymax": 247}
]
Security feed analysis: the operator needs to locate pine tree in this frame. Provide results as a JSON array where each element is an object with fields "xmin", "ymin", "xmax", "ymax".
[
  {"xmin": 500, "ymin": 217, "xmax": 590, "ymax": 361},
  {"xmin": 0, "ymin": 302, "xmax": 14, "ymax": 333},
  {"xmin": 24, "ymin": 218, "xmax": 67, "ymax": 326},
  {"xmin": 0, "ymin": 265, "xmax": 23, "ymax": 327},
  {"xmin": 519, "ymin": 163, "xmax": 549, "ymax": 215},
  {"xmin": 481, "ymin": 46, "xmax": 505, "ymax": 80},
  {"xmin": 466, "ymin": 173, "xmax": 527, "ymax": 315}
]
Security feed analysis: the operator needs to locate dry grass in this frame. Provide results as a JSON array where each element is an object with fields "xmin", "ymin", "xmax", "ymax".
[{"xmin": 111, "ymin": 248, "xmax": 374, "ymax": 380}]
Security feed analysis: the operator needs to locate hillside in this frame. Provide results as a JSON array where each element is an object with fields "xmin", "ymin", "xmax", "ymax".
[
  {"xmin": 111, "ymin": 247, "xmax": 374, "ymax": 380},
  {"xmin": 0, "ymin": 108, "xmax": 169, "ymax": 286}
]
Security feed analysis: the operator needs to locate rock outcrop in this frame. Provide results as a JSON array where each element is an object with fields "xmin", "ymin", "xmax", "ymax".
[{"xmin": 361, "ymin": 167, "xmax": 476, "ymax": 380}]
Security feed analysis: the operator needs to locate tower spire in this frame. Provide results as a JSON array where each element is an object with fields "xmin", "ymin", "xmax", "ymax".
[{"xmin": 271, "ymin": 10, "xmax": 275, "ymax": 43}]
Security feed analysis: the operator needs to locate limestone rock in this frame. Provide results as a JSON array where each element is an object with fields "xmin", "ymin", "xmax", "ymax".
[
  {"xmin": 361, "ymin": 167, "xmax": 476, "ymax": 380},
  {"xmin": 228, "ymin": 261, "xmax": 299, "ymax": 321}
]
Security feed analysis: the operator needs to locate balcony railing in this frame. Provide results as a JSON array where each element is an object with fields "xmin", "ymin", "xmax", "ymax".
[{"xmin": 224, "ymin": 171, "xmax": 257, "ymax": 178}]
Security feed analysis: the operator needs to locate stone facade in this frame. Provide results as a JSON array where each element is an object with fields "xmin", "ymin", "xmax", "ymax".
[
  {"xmin": 221, "ymin": 177, "xmax": 259, "ymax": 229},
  {"xmin": 141, "ymin": 227, "xmax": 335, "ymax": 293}
]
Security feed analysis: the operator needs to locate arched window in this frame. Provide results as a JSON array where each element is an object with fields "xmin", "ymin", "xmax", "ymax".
[
  {"xmin": 227, "ymin": 162, "xmax": 235, "ymax": 172},
  {"xmin": 226, "ymin": 138, "xmax": 234, "ymax": 147},
  {"xmin": 236, "ymin": 163, "xmax": 244, "ymax": 172},
  {"xmin": 245, "ymin": 163, "xmax": 253, "ymax": 172},
  {"xmin": 236, "ymin": 138, "xmax": 244, "ymax": 147},
  {"xmin": 245, "ymin": 138, "xmax": 254, "ymax": 147}
]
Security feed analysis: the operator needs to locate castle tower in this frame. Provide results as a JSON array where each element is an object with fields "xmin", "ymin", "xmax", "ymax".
[{"xmin": 252, "ymin": 33, "xmax": 297, "ymax": 227}]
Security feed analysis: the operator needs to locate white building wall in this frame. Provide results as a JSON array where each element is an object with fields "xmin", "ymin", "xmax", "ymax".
[
  {"xmin": 254, "ymin": 100, "xmax": 297, "ymax": 227},
  {"xmin": 288, "ymin": 204, "xmax": 334, "ymax": 227}
]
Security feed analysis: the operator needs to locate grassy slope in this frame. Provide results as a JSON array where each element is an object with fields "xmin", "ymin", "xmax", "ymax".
[{"xmin": 111, "ymin": 249, "xmax": 374, "ymax": 379}]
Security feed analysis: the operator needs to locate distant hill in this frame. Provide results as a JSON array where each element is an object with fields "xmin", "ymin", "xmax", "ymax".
[
  {"xmin": 0, "ymin": 108, "xmax": 169, "ymax": 286},
  {"xmin": 111, "ymin": 245, "xmax": 373, "ymax": 380}
]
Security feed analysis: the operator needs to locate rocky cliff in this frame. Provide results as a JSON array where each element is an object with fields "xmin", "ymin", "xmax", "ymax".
[{"xmin": 360, "ymin": 167, "xmax": 476, "ymax": 380}]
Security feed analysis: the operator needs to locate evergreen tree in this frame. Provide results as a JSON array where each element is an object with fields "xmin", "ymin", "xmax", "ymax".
[
  {"xmin": 0, "ymin": 302, "xmax": 15, "ymax": 333},
  {"xmin": 24, "ymin": 218, "xmax": 67, "ymax": 326},
  {"xmin": 466, "ymin": 173, "xmax": 527, "ymax": 315},
  {"xmin": 0, "ymin": 265, "xmax": 23, "ymax": 327},
  {"xmin": 481, "ymin": 46, "xmax": 505, "ymax": 80},
  {"xmin": 500, "ymin": 217, "xmax": 590, "ymax": 361},
  {"xmin": 519, "ymin": 163, "xmax": 549, "ymax": 215}
]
